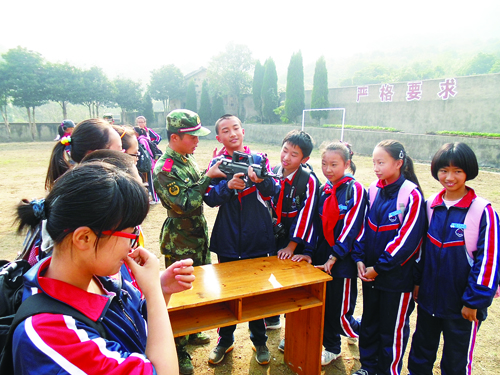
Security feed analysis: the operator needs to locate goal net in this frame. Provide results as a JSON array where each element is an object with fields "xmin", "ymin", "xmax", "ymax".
[{"xmin": 301, "ymin": 108, "xmax": 346, "ymax": 141}]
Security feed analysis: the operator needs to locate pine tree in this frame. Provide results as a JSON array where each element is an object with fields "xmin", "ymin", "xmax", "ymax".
[
  {"xmin": 285, "ymin": 51, "xmax": 305, "ymax": 124},
  {"xmin": 252, "ymin": 60, "xmax": 264, "ymax": 122},
  {"xmin": 198, "ymin": 80, "xmax": 212, "ymax": 125},
  {"xmin": 185, "ymin": 80, "xmax": 197, "ymax": 112},
  {"xmin": 141, "ymin": 91, "xmax": 155, "ymax": 125},
  {"xmin": 310, "ymin": 56, "xmax": 329, "ymax": 125},
  {"xmin": 211, "ymin": 93, "xmax": 225, "ymax": 124},
  {"xmin": 261, "ymin": 58, "xmax": 279, "ymax": 123}
]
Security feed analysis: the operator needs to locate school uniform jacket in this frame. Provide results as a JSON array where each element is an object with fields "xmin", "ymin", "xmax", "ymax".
[
  {"xmin": 12, "ymin": 257, "xmax": 155, "ymax": 375},
  {"xmin": 204, "ymin": 146, "xmax": 280, "ymax": 259},
  {"xmin": 415, "ymin": 188, "xmax": 500, "ymax": 320},
  {"xmin": 315, "ymin": 176, "xmax": 367, "ymax": 278},
  {"xmin": 351, "ymin": 175, "xmax": 425, "ymax": 292},
  {"xmin": 272, "ymin": 165, "xmax": 318, "ymax": 255}
]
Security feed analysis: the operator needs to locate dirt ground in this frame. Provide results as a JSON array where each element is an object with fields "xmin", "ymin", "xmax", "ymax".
[{"xmin": 0, "ymin": 139, "xmax": 499, "ymax": 374}]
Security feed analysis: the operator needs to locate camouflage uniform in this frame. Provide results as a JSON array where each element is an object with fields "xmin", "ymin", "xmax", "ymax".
[{"xmin": 153, "ymin": 148, "xmax": 212, "ymax": 267}]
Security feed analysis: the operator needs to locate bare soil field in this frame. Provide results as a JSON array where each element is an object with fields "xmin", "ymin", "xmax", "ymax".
[{"xmin": 0, "ymin": 139, "xmax": 498, "ymax": 374}]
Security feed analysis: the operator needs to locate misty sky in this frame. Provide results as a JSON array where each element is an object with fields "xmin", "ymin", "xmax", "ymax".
[{"xmin": 1, "ymin": 0, "xmax": 499, "ymax": 85}]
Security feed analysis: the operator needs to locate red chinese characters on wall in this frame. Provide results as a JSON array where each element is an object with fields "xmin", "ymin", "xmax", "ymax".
[
  {"xmin": 437, "ymin": 78, "xmax": 457, "ymax": 100},
  {"xmin": 357, "ymin": 86, "xmax": 369, "ymax": 103},
  {"xmin": 406, "ymin": 81, "xmax": 423, "ymax": 101},
  {"xmin": 379, "ymin": 84, "xmax": 395, "ymax": 102},
  {"xmin": 356, "ymin": 78, "xmax": 458, "ymax": 102}
]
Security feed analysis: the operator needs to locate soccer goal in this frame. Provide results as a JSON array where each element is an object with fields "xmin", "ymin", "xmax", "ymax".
[{"xmin": 301, "ymin": 108, "xmax": 346, "ymax": 141}]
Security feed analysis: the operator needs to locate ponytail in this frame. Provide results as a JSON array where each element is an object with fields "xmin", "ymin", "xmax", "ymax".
[
  {"xmin": 45, "ymin": 139, "xmax": 71, "ymax": 190},
  {"xmin": 16, "ymin": 198, "xmax": 47, "ymax": 234}
]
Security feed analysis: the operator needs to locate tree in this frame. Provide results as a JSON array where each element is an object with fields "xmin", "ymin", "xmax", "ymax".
[
  {"xmin": 79, "ymin": 67, "xmax": 114, "ymax": 118},
  {"xmin": 284, "ymin": 51, "xmax": 305, "ymax": 124},
  {"xmin": 149, "ymin": 64, "xmax": 184, "ymax": 120},
  {"xmin": 46, "ymin": 63, "xmax": 82, "ymax": 119},
  {"xmin": 140, "ymin": 91, "xmax": 155, "ymax": 125},
  {"xmin": 211, "ymin": 93, "xmax": 225, "ymax": 123},
  {"xmin": 207, "ymin": 43, "xmax": 253, "ymax": 118},
  {"xmin": 198, "ymin": 80, "xmax": 212, "ymax": 125},
  {"xmin": 113, "ymin": 78, "xmax": 142, "ymax": 124},
  {"xmin": 462, "ymin": 52, "xmax": 497, "ymax": 75},
  {"xmin": 261, "ymin": 58, "xmax": 279, "ymax": 123},
  {"xmin": 252, "ymin": 60, "xmax": 265, "ymax": 122},
  {"xmin": 2, "ymin": 47, "xmax": 48, "ymax": 140},
  {"xmin": 185, "ymin": 80, "xmax": 197, "ymax": 112},
  {"xmin": 0, "ymin": 62, "xmax": 12, "ymax": 140},
  {"xmin": 310, "ymin": 56, "xmax": 330, "ymax": 125}
]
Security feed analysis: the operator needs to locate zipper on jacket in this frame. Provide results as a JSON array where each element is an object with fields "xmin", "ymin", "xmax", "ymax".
[
  {"xmin": 117, "ymin": 297, "xmax": 139, "ymax": 334},
  {"xmin": 432, "ymin": 207, "xmax": 450, "ymax": 316}
]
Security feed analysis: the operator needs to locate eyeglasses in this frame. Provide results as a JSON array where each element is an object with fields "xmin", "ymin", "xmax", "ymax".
[
  {"xmin": 102, "ymin": 227, "xmax": 140, "ymax": 248},
  {"xmin": 128, "ymin": 152, "xmax": 140, "ymax": 158}
]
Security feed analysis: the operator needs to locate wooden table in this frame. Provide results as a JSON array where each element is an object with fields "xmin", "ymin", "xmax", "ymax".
[{"xmin": 168, "ymin": 256, "xmax": 332, "ymax": 375}]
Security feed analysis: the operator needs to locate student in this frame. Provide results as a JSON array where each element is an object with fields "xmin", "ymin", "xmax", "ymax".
[
  {"xmin": 45, "ymin": 118, "xmax": 123, "ymax": 190},
  {"xmin": 408, "ymin": 142, "xmax": 500, "ymax": 375},
  {"xmin": 12, "ymin": 162, "xmax": 195, "ymax": 375},
  {"xmin": 113, "ymin": 125, "xmax": 140, "ymax": 159},
  {"xmin": 313, "ymin": 141, "xmax": 367, "ymax": 366},
  {"xmin": 351, "ymin": 140, "xmax": 426, "ymax": 375},
  {"xmin": 267, "ymin": 130, "xmax": 318, "ymax": 343},
  {"xmin": 136, "ymin": 126, "xmax": 160, "ymax": 203},
  {"xmin": 136, "ymin": 115, "xmax": 162, "ymax": 144},
  {"xmin": 153, "ymin": 109, "xmax": 224, "ymax": 375},
  {"xmin": 204, "ymin": 114, "xmax": 279, "ymax": 366}
]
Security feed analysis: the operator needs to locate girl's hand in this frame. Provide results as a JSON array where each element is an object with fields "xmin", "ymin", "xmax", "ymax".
[
  {"xmin": 315, "ymin": 257, "xmax": 336, "ymax": 275},
  {"xmin": 125, "ymin": 247, "xmax": 161, "ymax": 298},
  {"xmin": 357, "ymin": 261, "xmax": 374, "ymax": 282},
  {"xmin": 413, "ymin": 285, "xmax": 420, "ymax": 302},
  {"xmin": 291, "ymin": 254, "xmax": 312, "ymax": 263},
  {"xmin": 364, "ymin": 266, "xmax": 378, "ymax": 280},
  {"xmin": 461, "ymin": 306, "xmax": 478, "ymax": 322},
  {"xmin": 160, "ymin": 258, "xmax": 195, "ymax": 295}
]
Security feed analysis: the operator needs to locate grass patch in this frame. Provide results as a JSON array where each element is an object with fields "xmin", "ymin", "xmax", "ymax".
[
  {"xmin": 428, "ymin": 131, "xmax": 500, "ymax": 138},
  {"xmin": 322, "ymin": 124, "xmax": 400, "ymax": 132}
]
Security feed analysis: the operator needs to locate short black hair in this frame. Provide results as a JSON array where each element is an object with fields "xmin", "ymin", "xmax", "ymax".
[
  {"xmin": 282, "ymin": 130, "xmax": 314, "ymax": 158},
  {"xmin": 166, "ymin": 130, "xmax": 185, "ymax": 141},
  {"xmin": 214, "ymin": 114, "xmax": 241, "ymax": 135},
  {"xmin": 431, "ymin": 142, "xmax": 478, "ymax": 181}
]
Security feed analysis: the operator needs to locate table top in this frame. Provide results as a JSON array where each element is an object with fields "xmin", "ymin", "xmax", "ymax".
[{"xmin": 168, "ymin": 256, "xmax": 331, "ymax": 311}]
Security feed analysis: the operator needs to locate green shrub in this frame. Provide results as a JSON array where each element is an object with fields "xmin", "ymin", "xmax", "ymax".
[
  {"xmin": 322, "ymin": 124, "xmax": 399, "ymax": 132},
  {"xmin": 429, "ymin": 131, "xmax": 500, "ymax": 138}
]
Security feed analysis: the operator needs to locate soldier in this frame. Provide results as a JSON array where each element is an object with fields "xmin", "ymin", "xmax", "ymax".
[{"xmin": 153, "ymin": 109, "xmax": 224, "ymax": 375}]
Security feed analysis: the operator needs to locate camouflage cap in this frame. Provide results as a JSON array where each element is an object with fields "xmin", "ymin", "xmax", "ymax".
[{"xmin": 166, "ymin": 109, "xmax": 210, "ymax": 136}]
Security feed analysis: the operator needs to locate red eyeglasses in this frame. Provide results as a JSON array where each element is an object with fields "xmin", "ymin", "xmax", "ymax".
[{"xmin": 102, "ymin": 227, "xmax": 140, "ymax": 248}]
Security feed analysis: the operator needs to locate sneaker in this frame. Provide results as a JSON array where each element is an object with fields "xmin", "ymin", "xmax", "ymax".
[
  {"xmin": 208, "ymin": 344, "xmax": 234, "ymax": 365},
  {"xmin": 265, "ymin": 317, "xmax": 282, "ymax": 330},
  {"xmin": 321, "ymin": 349, "xmax": 341, "ymax": 366},
  {"xmin": 178, "ymin": 351, "xmax": 194, "ymax": 375},
  {"xmin": 253, "ymin": 345, "xmax": 271, "ymax": 365},
  {"xmin": 278, "ymin": 338, "xmax": 285, "ymax": 352},
  {"xmin": 188, "ymin": 332, "xmax": 211, "ymax": 345},
  {"xmin": 352, "ymin": 370, "xmax": 370, "ymax": 375},
  {"xmin": 346, "ymin": 336, "xmax": 358, "ymax": 345}
]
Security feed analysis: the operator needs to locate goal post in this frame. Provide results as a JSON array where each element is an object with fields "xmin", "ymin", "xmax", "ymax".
[{"xmin": 301, "ymin": 108, "xmax": 346, "ymax": 141}]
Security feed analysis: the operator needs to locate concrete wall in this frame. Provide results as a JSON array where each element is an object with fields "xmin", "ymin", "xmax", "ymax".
[
  {"xmin": 303, "ymin": 73, "xmax": 500, "ymax": 134},
  {"xmin": 205, "ymin": 124, "xmax": 500, "ymax": 169},
  {"xmin": 0, "ymin": 123, "xmax": 59, "ymax": 142}
]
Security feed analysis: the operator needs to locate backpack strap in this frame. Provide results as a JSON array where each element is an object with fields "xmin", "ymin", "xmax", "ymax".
[
  {"xmin": 464, "ymin": 197, "xmax": 490, "ymax": 256},
  {"xmin": 0, "ymin": 293, "xmax": 106, "ymax": 373},
  {"xmin": 369, "ymin": 179, "xmax": 418, "ymax": 223}
]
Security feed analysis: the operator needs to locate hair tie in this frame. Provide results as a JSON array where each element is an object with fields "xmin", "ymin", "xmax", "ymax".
[
  {"xmin": 120, "ymin": 131, "xmax": 126, "ymax": 139},
  {"xmin": 60, "ymin": 136, "xmax": 72, "ymax": 145},
  {"xmin": 399, "ymin": 150, "xmax": 405, "ymax": 159},
  {"xmin": 31, "ymin": 199, "xmax": 46, "ymax": 220},
  {"xmin": 340, "ymin": 140, "xmax": 354, "ymax": 157}
]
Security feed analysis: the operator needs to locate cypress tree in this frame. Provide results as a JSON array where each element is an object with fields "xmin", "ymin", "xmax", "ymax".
[
  {"xmin": 252, "ymin": 60, "xmax": 264, "ymax": 122},
  {"xmin": 285, "ymin": 51, "xmax": 305, "ymax": 124},
  {"xmin": 261, "ymin": 58, "xmax": 279, "ymax": 123},
  {"xmin": 311, "ymin": 56, "xmax": 330, "ymax": 124},
  {"xmin": 211, "ymin": 93, "xmax": 225, "ymax": 124},
  {"xmin": 198, "ymin": 80, "xmax": 212, "ymax": 125},
  {"xmin": 141, "ymin": 91, "xmax": 155, "ymax": 125},
  {"xmin": 185, "ymin": 80, "xmax": 197, "ymax": 112}
]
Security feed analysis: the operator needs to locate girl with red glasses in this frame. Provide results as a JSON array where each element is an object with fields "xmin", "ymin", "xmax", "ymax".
[{"xmin": 13, "ymin": 162, "xmax": 194, "ymax": 375}]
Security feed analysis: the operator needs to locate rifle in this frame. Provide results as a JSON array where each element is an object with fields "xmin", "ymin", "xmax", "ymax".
[{"xmin": 218, "ymin": 151, "xmax": 279, "ymax": 186}]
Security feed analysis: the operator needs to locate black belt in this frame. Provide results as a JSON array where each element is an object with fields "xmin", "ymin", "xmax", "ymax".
[{"xmin": 167, "ymin": 206, "xmax": 203, "ymax": 218}]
